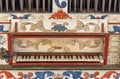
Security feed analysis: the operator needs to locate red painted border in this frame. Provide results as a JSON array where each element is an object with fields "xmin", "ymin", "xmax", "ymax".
[
  {"xmin": 0, "ymin": 22, "xmax": 10, "ymax": 24},
  {"xmin": 108, "ymin": 22, "xmax": 120, "ymax": 24}
]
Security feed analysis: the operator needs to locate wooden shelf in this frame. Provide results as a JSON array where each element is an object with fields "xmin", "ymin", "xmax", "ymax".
[
  {"xmin": 0, "ymin": 65, "xmax": 120, "ymax": 70},
  {"xmin": 10, "ymin": 32, "xmax": 108, "ymax": 36}
]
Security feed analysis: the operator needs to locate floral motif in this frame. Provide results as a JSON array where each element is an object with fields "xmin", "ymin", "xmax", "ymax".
[
  {"xmin": 33, "ymin": 71, "xmax": 54, "ymax": 79},
  {"xmin": 0, "ymin": 70, "xmax": 119, "ymax": 79},
  {"xmin": 51, "ymin": 22, "xmax": 68, "ymax": 32}
]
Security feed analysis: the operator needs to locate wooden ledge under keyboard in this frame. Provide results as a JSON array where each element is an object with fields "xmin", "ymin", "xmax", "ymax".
[{"xmin": 12, "ymin": 52, "xmax": 104, "ymax": 66}]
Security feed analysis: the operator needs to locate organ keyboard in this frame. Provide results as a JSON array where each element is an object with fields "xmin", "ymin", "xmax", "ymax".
[
  {"xmin": 9, "ymin": 34, "xmax": 109, "ymax": 66},
  {"xmin": 12, "ymin": 53, "xmax": 103, "ymax": 66}
]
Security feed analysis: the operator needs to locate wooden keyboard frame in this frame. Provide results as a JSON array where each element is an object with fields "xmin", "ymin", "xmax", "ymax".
[{"xmin": 9, "ymin": 33, "xmax": 109, "ymax": 66}]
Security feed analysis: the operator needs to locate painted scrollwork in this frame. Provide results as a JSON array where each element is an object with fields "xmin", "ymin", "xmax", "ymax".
[
  {"xmin": 85, "ymin": 39, "xmax": 101, "ymax": 48},
  {"xmin": 15, "ymin": 39, "xmax": 101, "ymax": 52},
  {"xmin": 76, "ymin": 21, "xmax": 90, "ymax": 31},
  {"xmin": 15, "ymin": 40, "xmax": 33, "ymax": 48},
  {"xmin": 20, "ymin": 20, "xmax": 100, "ymax": 32},
  {"xmin": 20, "ymin": 20, "xmax": 52, "ymax": 32},
  {"xmin": 75, "ymin": 21, "xmax": 100, "ymax": 32},
  {"xmin": 75, "ymin": 40, "xmax": 86, "ymax": 50}
]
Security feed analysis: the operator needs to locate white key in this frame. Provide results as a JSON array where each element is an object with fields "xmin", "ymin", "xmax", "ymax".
[
  {"xmin": 35, "ymin": 56, "xmax": 39, "ymax": 61},
  {"xmin": 49, "ymin": 56, "xmax": 52, "ymax": 61},
  {"xmin": 59, "ymin": 55, "xmax": 62, "ymax": 61},
  {"xmin": 99, "ymin": 55, "xmax": 104, "ymax": 63},
  {"xmin": 64, "ymin": 55, "xmax": 69, "ymax": 61},
  {"xmin": 73, "ymin": 55, "xmax": 77, "ymax": 61},
  {"xmin": 0, "ymin": 59, "xmax": 3, "ymax": 64},
  {"xmin": 94, "ymin": 56, "xmax": 100, "ymax": 62},
  {"xmin": 47, "ymin": 56, "xmax": 51, "ymax": 61},
  {"xmin": 52, "ymin": 56, "xmax": 56, "ymax": 61},
  {"xmin": 20, "ymin": 56, "xmax": 24, "ymax": 61},
  {"xmin": 75, "ymin": 55, "xmax": 79, "ymax": 61},
  {"xmin": 30, "ymin": 56, "xmax": 35, "ymax": 61},
  {"xmin": 61, "ymin": 56, "xmax": 65, "ymax": 61},
  {"xmin": 26, "ymin": 55, "xmax": 30, "ymax": 61},
  {"xmin": 55, "ymin": 56, "xmax": 59, "ymax": 61},
  {"xmin": 78, "ymin": 55, "xmax": 82, "ymax": 61},
  {"xmin": 88, "ymin": 56, "xmax": 92, "ymax": 61},
  {"xmin": 13, "ymin": 56, "xmax": 17, "ymax": 63},
  {"xmin": 81, "ymin": 56, "xmax": 86, "ymax": 61},
  {"xmin": 89, "ymin": 56, "xmax": 94, "ymax": 61},
  {"xmin": 85, "ymin": 56, "xmax": 89, "ymax": 61},
  {"xmin": 2, "ymin": 59, "xmax": 6, "ymax": 64},
  {"xmin": 17, "ymin": 56, "xmax": 22, "ymax": 62},
  {"xmin": 40, "ymin": 56, "xmax": 44, "ymax": 61},
  {"xmin": 24, "ymin": 56, "xmax": 27, "ymax": 61},
  {"xmin": 69, "ymin": 55, "xmax": 73, "ymax": 61},
  {"xmin": 44, "ymin": 55, "xmax": 48, "ymax": 61}
]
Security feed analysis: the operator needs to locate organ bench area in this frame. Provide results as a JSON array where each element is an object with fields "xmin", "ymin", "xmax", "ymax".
[{"xmin": 0, "ymin": 0, "xmax": 120, "ymax": 70}]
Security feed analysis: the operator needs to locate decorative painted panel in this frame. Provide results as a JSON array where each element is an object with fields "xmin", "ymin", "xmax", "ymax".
[
  {"xmin": 0, "ymin": 70, "xmax": 120, "ymax": 79},
  {"xmin": 12, "ymin": 38, "xmax": 104, "ymax": 53},
  {"xmin": 108, "ymin": 35, "xmax": 120, "ymax": 64},
  {"xmin": 11, "ymin": 19, "xmax": 108, "ymax": 33}
]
